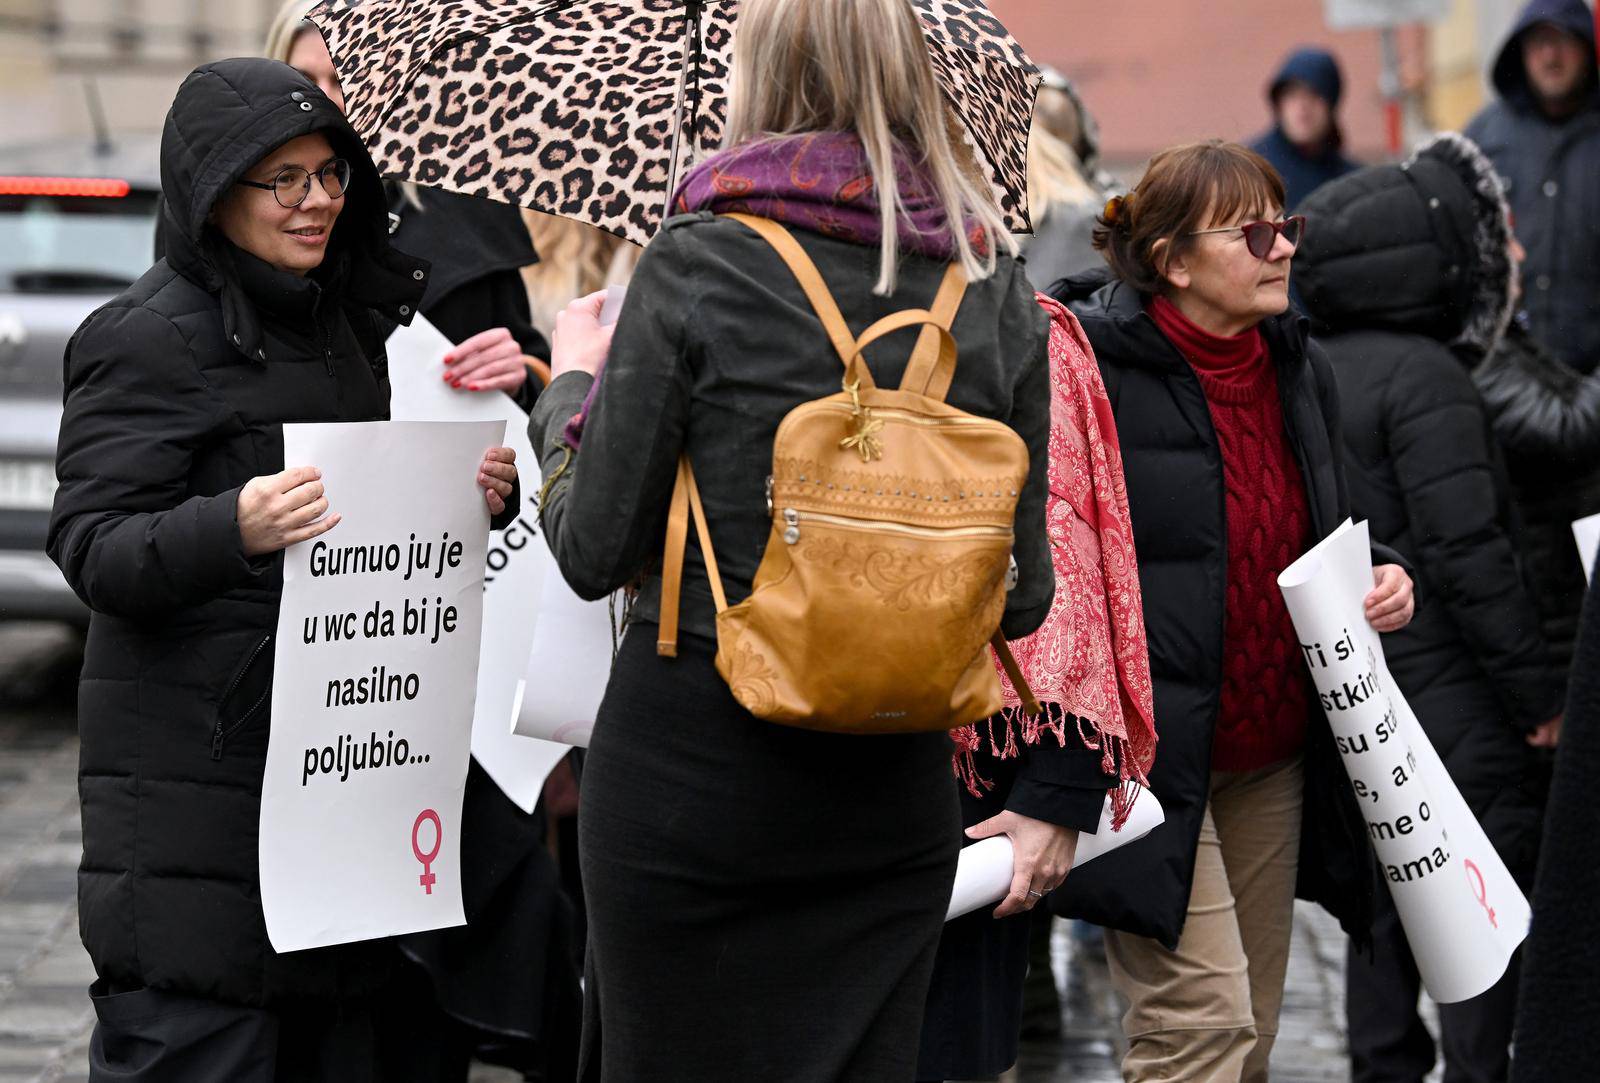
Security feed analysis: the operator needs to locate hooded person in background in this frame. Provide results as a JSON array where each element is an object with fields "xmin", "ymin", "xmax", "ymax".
[
  {"xmin": 1296, "ymin": 132, "xmax": 1561, "ymax": 1083},
  {"xmin": 1465, "ymin": 0, "xmax": 1600, "ymax": 374},
  {"xmin": 1017, "ymin": 69, "xmax": 1122, "ymax": 291},
  {"xmin": 1249, "ymin": 48, "xmax": 1361, "ymax": 210}
]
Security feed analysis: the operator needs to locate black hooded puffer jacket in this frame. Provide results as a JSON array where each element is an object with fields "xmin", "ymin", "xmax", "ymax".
[
  {"xmin": 1464, "ymin": 0, "xmax": 1600, "ymax": 373},
  {"xmin": 1473, "ymin": 325, "xmax": 1600, "ymax": 670},
  {"xmin": 1297, "ymin": 134, "xmax": 1561, "ymax": 883},
  {"xmin": 47, "ymin": 58, "xmax": 434, "ymax": 1007}
]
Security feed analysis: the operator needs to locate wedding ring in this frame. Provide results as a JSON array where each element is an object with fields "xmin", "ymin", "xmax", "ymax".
[{"xmin": 1026, "ymin": 889, "xmax": 1045, "ymax": 899}]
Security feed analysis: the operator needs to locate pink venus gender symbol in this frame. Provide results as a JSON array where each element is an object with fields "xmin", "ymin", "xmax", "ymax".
[
  {"xmin": 1464, "ymin": 859, "xmax": 1497, "ymax": 929},
  {"xmin": 412, "ymin": 808, "xmax": 442, "ymax": 895}
]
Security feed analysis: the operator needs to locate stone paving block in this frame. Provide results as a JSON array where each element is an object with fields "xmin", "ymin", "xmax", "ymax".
[
  {"xmin": 0, "ymin": 987, "xmax": 93, "ymax": 1043},
  {"xmin": 0, "ymin": 869, "xmax": 76, "ymax": 907},
  {"xmin": 20, "ymin": 945, "xmax": 93, "ymax": 991}
]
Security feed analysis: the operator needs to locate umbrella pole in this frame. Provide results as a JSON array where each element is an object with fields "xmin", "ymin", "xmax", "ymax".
[{"xmin": 662, "ymin": 0, "xmax": 704, "ymax": 219}]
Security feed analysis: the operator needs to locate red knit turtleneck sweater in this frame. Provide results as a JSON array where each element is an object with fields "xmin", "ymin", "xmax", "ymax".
[{"xmin": 1147, "ymin": 295, "xmax": 1311, "ymax": 772}]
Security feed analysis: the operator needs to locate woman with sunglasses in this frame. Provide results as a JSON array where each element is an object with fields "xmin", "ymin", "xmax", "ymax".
[
  {"xmin": 1046, "ymin": 139, "xmax": 1414, "ymax": 1082},
  {"xmin": 47, "ymin": 59, "xmax": 517, "ymax": 1082}
]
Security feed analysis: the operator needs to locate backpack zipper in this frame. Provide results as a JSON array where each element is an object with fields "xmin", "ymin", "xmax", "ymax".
[
  {"xmin": 779, "ymin": 507, "xmax": 1011, "ymax": 545},
  {"xmin": 212, "ymin": 634, "xmax": 274, "ymax": 760},
  {"xmin": 809, "ymin": 403, "xmax": 1001, "ymax": 428}
]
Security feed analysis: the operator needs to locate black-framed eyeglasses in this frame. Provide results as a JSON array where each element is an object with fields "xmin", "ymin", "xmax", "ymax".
[
  {"xmin": 1187, "ymin": 215, "xmax": 1306, "ymax": 259},
  {"xmin": 237, "ymin": 159, "xmax": 351, "ymax": 209}
]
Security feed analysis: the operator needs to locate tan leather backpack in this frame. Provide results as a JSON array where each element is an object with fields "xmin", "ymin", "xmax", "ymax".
[{"xmin": 657, "ymin": 215, "xmax": 1038, "ymax": 734}]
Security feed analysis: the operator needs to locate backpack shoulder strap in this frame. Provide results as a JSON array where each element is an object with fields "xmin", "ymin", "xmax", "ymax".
[
  {"xmin": 722, "ymin": 213, "xmax": 862, "ymax": 375},
  {"xmin": 657, "ymin": 455, "xmax": 727, "ymax": 658},
  {"xmin": 900, "ymin": 263, "xmax": 968, "ymax": 400}
]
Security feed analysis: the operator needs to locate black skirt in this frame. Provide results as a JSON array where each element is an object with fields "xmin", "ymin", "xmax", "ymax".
[{"xmin": 578, "ymin": 628, "xmax": 961, "ymax": 1082}]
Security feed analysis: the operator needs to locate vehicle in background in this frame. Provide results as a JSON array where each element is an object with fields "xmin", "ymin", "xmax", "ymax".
[{"xmin": 0, "ymin": 134, "xmax": 160, "ymax": 622}]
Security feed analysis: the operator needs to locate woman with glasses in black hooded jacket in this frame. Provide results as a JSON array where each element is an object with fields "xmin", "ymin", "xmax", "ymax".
[{"xmin": 47, "ymin": 58, "xmax": 518, "ymax": 1082}]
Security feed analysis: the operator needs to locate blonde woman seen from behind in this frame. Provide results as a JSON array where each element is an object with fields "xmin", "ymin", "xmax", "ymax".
[{"xmin": 530, "ymin": 0, "xmax": 1051, "ymax": 1078}]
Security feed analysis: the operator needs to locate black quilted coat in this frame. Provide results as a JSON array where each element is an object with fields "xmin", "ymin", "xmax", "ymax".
[
  {"xmin": 1296, "ymin": 135, "xmax": 1562, "ymax": 885},
  {"xmin": 1044, "ymin": 269, "xmax": 1394, "ymax": 949},
  {"xmin": 1474, "ymin": 323, "xmax": 1600, "ymax": 671},
  {"xmin": 46, "ymin": 59, "xmax": 436, "ymax": 1007}
]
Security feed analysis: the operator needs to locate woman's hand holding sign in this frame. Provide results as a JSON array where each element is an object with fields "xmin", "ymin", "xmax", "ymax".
[
  {"xmin": 239, "ymin": 466, "xmax": 340, "ymax": 555},
  {"xmin": 1364, "ymin": 564, "xmax": 1416, "ymax": 633},
  {"xmin": 442, "ymin": 326, "xmax": 529, "ymax": 393},
  {"xmin": 478, "ymin": 446, "xmax": 517, "ymax": 517},
  {"xmin": 240, "ymin": 451, "xmax": 516, "ymax": 556}
]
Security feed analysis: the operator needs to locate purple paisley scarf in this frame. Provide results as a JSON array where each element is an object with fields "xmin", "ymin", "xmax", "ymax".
[{"xmin": 562, "ymin": 132, "xmax": 983, "ymax": 449}]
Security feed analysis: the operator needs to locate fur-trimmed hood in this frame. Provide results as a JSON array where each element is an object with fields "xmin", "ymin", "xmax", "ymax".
[{"xmin": 1294, "ymin": 132, "xmax": 1514, "ymax": 357}]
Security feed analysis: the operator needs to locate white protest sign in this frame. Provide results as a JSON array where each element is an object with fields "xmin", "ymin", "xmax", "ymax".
[
  {"xmin": 1574, "ymin": 513, "xmax": 1600, "ymax": 584},
  {"xmin": 260, "ymin": 420, "xmax": 500, "ymax": 952},
  {"xmin": 511, "ymin": 568, "xmax": 615, "ymax": 748},
  {"xmin": 387, "ymin": 315, "xmax": 571, "ymax": 811},
  {"xmin": 946, "ymin": 786, "xmax": 1165, "ymax": 922},
  {"xmin": 1279, "ymin": 520, "xmax": 1528, "ymax": 1003}
]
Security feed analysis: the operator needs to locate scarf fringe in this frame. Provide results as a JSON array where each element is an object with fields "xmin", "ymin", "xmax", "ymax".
[{"xmin": 951, "ymin": 701, "xmax": 1152, "ymax": 832}]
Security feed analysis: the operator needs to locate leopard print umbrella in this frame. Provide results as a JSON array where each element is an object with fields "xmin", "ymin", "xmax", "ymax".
[{"xmin": 309, "ymin": 0, "xmax": 1040, "ymax": 246}]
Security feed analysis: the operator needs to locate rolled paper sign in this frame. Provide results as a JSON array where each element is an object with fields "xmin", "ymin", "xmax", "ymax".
[{"xmin": 945, "ymin": 785, "xmax": 1165, "ymax": 922}]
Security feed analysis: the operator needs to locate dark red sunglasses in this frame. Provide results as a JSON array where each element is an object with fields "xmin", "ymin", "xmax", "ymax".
[{"xmin": 1187, "ymin": 215, "xmax": 1306, "ymax": 259}]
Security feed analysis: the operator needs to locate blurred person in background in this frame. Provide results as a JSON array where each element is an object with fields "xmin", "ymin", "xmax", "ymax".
[
  {"xmin": 1465, "ymin": 0, "xmax": 1600, "ymax": 374},
  {"xmin": 522, "ymin": 212, "xmax": 639, "ymax": 343},
  {"xmin": 1248, "ymin": 48, "xmax": 1360, "ymax": 210},
  {"xmin": 1048, "ymin": 140, "xmax": 1413, "ymax": 1083},
  {"xmin": 265, "ymin": 6, "xmax": 582, "ymax": 1081},
  {"xmin": 1473, "ymin": 286, "xmax": 1600, "ymax": 675},
  {"xmin": 1017, "ymin": 69, "xmax": 1121, "ymax": 291},
  {"xmin": 1296, "ymin": 133, "xmax": 1562, "ymax": 1083}
]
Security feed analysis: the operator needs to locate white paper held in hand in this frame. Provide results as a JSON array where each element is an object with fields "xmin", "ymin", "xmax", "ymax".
[
  {"xmin": 598, "ymin": 284, "xmax": 628, "ymax": 327},
  {"xmin": 386, "ymin": 316, "xmax": 570, "ymax": 811},
  {"xmin": 1573, "ymin": 513, "xmax": 1600, "ymax": 584},
  {"xmin": 1278, "ymin": 519, "xmax": 1528, "ymax": 1004},
  {"xmin": 945, "ymin": 786, "xmax": 1165, "ymax": 922},
  {"xmin": 260, "ymin": 419, "xmax": 499, "ymax": 951}
]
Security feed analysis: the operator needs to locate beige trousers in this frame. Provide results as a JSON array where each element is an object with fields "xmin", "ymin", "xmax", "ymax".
[{"xmin": 1103, "ymin": 756, "xmax": 1304, "ymax": 1083}]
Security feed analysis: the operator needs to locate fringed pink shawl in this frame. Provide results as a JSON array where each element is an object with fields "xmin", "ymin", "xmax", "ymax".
[{"xmin": 952, "ymin": 295, "xmax": 1158, "ymax": 829}]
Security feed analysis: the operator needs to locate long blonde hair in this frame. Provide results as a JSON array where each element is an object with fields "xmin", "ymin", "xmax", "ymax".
[
  {"xmin": 263, "ymin": 0, "xmax": 424, "ymax": 209},
  {"xmin": 522, "ymin": 212, "xmax": 640, "ymax": 339},
  {"xmin": 263, "ymin": 0, "xmax": 318, "ymax": 68},
  {"xmin": 723, "ymin": 0, "xmax": 1015, "ymax": 295},
  {"xmin": 1027, "ymin": 120, "xmax": 1098, "ymax": 229}
]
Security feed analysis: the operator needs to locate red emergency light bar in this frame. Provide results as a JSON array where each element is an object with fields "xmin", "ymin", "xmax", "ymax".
[{"xmin": 0, "ymin": 177, "xmax": 131, "ymax": 198}]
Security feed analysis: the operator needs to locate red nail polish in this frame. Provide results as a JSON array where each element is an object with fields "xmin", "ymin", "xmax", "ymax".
[{"xmin": 467, "ymin": 383, "xmax": 480, "ymax": 391}]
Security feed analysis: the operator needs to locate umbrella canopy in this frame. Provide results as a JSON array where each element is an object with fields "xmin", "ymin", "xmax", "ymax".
[{"xmin": 309, "ymin": 0, "xmax": 1039, "ymax": 246}]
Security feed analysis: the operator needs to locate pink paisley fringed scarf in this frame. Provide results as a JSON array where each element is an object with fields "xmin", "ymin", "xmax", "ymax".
[{"xmin": 951, "ymin": 296, "xmax": 1157, "ymax": 829}]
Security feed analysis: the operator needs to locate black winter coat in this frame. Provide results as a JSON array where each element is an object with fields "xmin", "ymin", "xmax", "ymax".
[
  {"xmin": 1297, "ymin": 141, "xmax": 1561, "ymax": 882},
  {"xmin": 47, "ymin": 59, "xmax": 443, "ymax": 1008},
  {"xmin": 1045, "ymin": 271, "xmax": 1388, "ymax": 948},
  {"xmin": 1512, "ymin": 578, "xmax": 1600, "ymax": 1082},
  {"xmin": 1464, "ymin": 0, "xmax": 1600, "ymax": 373},
  {"xmin": 1475, "ymin": 323, "xmax": 1600, "ymax": 670}
]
